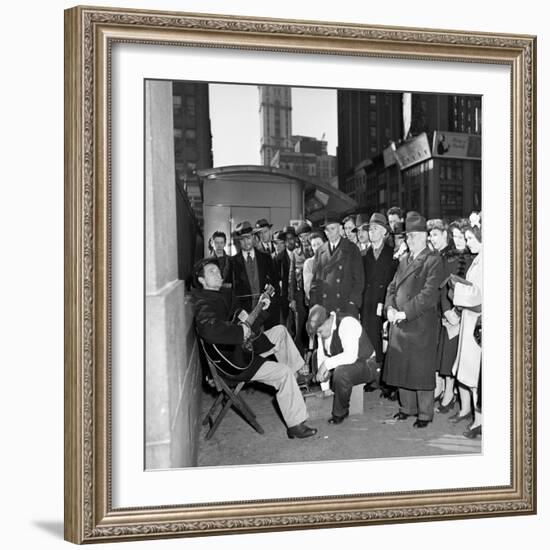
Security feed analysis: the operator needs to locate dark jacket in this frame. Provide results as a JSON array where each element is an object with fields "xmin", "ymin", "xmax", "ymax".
[
  {"xmin": 192, "ymin": 287, "xmax": 273, "ymax": 381},
  {"xmin": 229, "ymin": 250, "xmax": 280, "ymax": 328},
  {"xmin": 275, "ymin": 249, "xmax": 292, "ymax": 300},
  {"xmin": 310, "ymin": 238, "xmax": 364, "ymax": 316},
  {"xmin": 361, "ymin": 242, "xmax": 398, "ymax": 361},
  {"xmin": 383, "ymin": 247, "xmax": 444, "ymax": 390}
]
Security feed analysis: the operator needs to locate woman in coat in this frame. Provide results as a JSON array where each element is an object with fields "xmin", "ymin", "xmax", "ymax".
[
  {"xmin": 430, "ymin": 219, "xmax": 474, "ymax": 413},
  {"xmin": 449, "ymin": 223, "xmax": 482, "ymax": 438}
]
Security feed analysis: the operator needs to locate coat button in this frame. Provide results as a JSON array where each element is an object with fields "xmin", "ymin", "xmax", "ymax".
[
  {"xmin": 336, "ymin": 278, "xmax": 340, "ymax": 283},
  {"xmin": 339, "ymin": 265, "xmax": 343, "ymax": 270},
  {"xmin": 336, "ymin": 293, "xmax": 340, "ymax": 298},
  {"xmin": 323, "ymin": 293, "xmax": 327, "ymax": 298}
]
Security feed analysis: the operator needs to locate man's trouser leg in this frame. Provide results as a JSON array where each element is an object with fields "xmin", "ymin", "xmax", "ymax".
[
  {"xmin": 399, "ymin": 388, "xmax": 417, "ymax": 416},
  {"xmin": 399, "ymin": 388, "xmax": 434, "ymax": 421},
  {"xmin": 332, "ymin": 358, "xmax": 378, "ymax": 417},
  {"xmin": 251, "ymin": 360, "xmax": 308, "ymax": 428},
  {"xmin": 417, "ymin": 390, "xmax": 434, "ymax": 421},
  {"xmin": 263, "ymin": 325, "xmax": 304, "ymax": 374}
]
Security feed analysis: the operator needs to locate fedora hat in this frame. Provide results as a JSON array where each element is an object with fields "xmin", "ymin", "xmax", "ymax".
[
  {"xmin": 234, "ymin": 221, "xmax": 254, "ymax": 239},
  {"xmin": 352, "ymin": 213, "xmax": 370, "ymax": 232},
  {"xmin": 283, "ymin": 225, "xmax": 297, "ymax": 237},
  {"xmin": 321, "ymin": 213, "xmax": 342, "ymax": 228},
  {"xmin": 405, "ymin": 211, "xmax": 427, "ymax": 233},
  {"xmin": 296, "ymin": 221, "xmax": 312, "ymax": 236},
  {"xmin": 273, "ymin": 230, "xmax": 286, "ymax": 242},
  {"xmin": 391, "ymin": 221, "xmax": 406, "ymax": 236},
  {"xmin": 253, "ymin": 218, "xmax": 273, "ymax": 232},
  {"xmin": 367, "ymin": 212, "xmax": 390, "ymax": 232}
]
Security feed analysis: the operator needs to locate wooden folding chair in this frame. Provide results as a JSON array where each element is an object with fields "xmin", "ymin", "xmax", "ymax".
[{"xmin": 199, "ymin": 339, "xmax": 264, "ymax": 440}]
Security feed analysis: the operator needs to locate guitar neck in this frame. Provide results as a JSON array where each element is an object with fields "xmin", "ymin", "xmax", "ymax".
[{"xmin": 245, "ymin": 292, "xmax": 267, "ymax": 326}]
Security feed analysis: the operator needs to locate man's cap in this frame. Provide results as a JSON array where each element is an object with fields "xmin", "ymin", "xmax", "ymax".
[{"xmin": 306, "ymin": 304, "xmax": 329, "ymax": 336}]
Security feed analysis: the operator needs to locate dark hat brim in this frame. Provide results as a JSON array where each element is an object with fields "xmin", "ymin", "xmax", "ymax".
[
  {"xmin": 367, "ymin": 221, "xmax": 390, "ymax": 232},
  {"xmin": 321, "ymin": 219, "xmax": 342, "ymax": 228},
  {"xmin": 235, "ymin": 229, "xmax": 254, "ymax": 239}
]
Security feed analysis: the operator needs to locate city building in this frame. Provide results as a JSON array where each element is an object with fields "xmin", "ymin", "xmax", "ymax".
[
  {"xmin": 172, "ymin": 81, "xmax": 213, "ymax": 279},
  {"xmin": 337, "ymin": 90, "xmax": 482, "ymax": 219},
  {"xmin": 259, "ymin": 85, "xmax": 338, "ymax": 217},
  {"xmin": 259, "ymin": 86, "xmax": 294, "ymax": 166},
  {"xmin": 172, "ymin": 81, "xmax": 213, "ymax": 226}
]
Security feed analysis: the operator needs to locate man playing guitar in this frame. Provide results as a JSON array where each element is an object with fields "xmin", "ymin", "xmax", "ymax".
[{"xmin": 192, "ymin": 258, "xmax": 317, "ymax": 439}]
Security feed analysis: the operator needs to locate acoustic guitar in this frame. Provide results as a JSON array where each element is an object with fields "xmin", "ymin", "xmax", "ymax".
[{"xmin": 205, "ymin": 284, "xmax": 275, "ymax": 378}]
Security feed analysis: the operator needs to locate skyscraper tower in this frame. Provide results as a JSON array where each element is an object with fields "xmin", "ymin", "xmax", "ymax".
[{"xmin": 258, "ymin": 86, "xmax": 293, "ymax": 166}]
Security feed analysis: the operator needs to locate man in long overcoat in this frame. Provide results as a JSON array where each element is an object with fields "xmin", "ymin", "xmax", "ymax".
[
  {"xmin": 383, "ymin": 212, "xmax": 444, "ymax": 427},
  {"xmin": 360, "ymin": 213, "xmax": 398, "ymax": 364},
  {"xmin": 310, "ymin": 215, "xmax": 364, "ymax": 317}
]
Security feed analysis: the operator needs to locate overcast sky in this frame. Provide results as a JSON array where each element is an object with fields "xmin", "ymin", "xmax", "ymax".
[{"xmin": 209, "ymin": 83, "xmax": 338, "ymax": 166}]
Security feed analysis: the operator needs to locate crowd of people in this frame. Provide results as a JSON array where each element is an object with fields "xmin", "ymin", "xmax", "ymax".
[{"xmin": 193, "ymin": 207, "xmax": 483, "ymax": 441}]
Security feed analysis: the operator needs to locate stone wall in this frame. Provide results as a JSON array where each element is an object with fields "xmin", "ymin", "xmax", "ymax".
[{"xmin": 145, "ymin": 80, "xmax": 201, "ymax": 469}]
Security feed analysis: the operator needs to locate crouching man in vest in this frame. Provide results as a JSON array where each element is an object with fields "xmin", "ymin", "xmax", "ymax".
[{"xmin": 306, "ymin": 304, "xmax": 379, "ymax": 424}]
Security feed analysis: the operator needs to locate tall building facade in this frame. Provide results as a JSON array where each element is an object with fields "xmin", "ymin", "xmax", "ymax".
[
  {"xmin": 172, "ymin": 81, "xmax": 213, "ymax": 280},
  {"xmin": 259, "ymin": 85, "xmax": 338, "ymax": 217},
  {"xmin": 337, "ymin": 89, "xmax": 481, "ymax": 219},
  {"xmin": 259, "ymin": 86, "xmax": 293, "ymax": 166}
]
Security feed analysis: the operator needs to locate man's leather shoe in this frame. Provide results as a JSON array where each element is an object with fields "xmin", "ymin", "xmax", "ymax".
[
  {"xmin": 328, "ymin": 412, "xmax": 349, "ymax": 424},
  {"xmin": 287, "ymin": 422, "xmax": 317, "ymax": 439},
  {"xmin": 393, "ymin": 411, "xmax": 409, "ymax": 421},
  {"xmin": 413, "ymin": 419, "xmax": 431, "ymax": 428}
]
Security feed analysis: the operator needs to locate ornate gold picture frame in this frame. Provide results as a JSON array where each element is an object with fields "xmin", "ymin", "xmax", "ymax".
[{"xmin": 64, "ymin": 5, "xmax": 536, "ymax": 544}]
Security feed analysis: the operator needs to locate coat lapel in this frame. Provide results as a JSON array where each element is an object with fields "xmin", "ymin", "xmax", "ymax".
[{"xmin": 395, "ymin": 247, "xmax": 429, "ymax": 288}]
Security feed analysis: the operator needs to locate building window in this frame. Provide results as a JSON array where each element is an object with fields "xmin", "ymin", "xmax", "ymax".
[
  {"xmin": 185, "ymin": 128, "xmax": 196, "ymax": 141},
  {"xmin": 369, "ymin": 94, "xmax": 377, "ymax": 105},
  {"xmin": 369, "ymin": 110, "xmax": 377, "ymax": 123},
  {"xmin": 185, "ymin": 96, "xmax": 196, "ymax": 112}
]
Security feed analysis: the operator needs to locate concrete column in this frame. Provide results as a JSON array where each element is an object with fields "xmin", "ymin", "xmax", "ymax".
[
  {"xmin": 289, "ymin": 181, "xmax": 304, "ymax": 220},
  {"xmin": 145, "ymin": 80, "xmax": 202, "ymax": 470}
]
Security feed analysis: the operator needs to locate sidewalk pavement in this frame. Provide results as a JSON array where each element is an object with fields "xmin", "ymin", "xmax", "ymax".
[{"xmin": 197, "ymin": 383, "xmax": 481, "ymax": 467}]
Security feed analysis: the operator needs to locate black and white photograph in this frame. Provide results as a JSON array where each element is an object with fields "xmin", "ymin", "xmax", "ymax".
[
  {"xmin": 58, "ymin": 2, "xmax": 538, "ymax": 545},
  {"xmin": 145, "ymin": 80, "xmax": 484, "ymax": 470}
]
